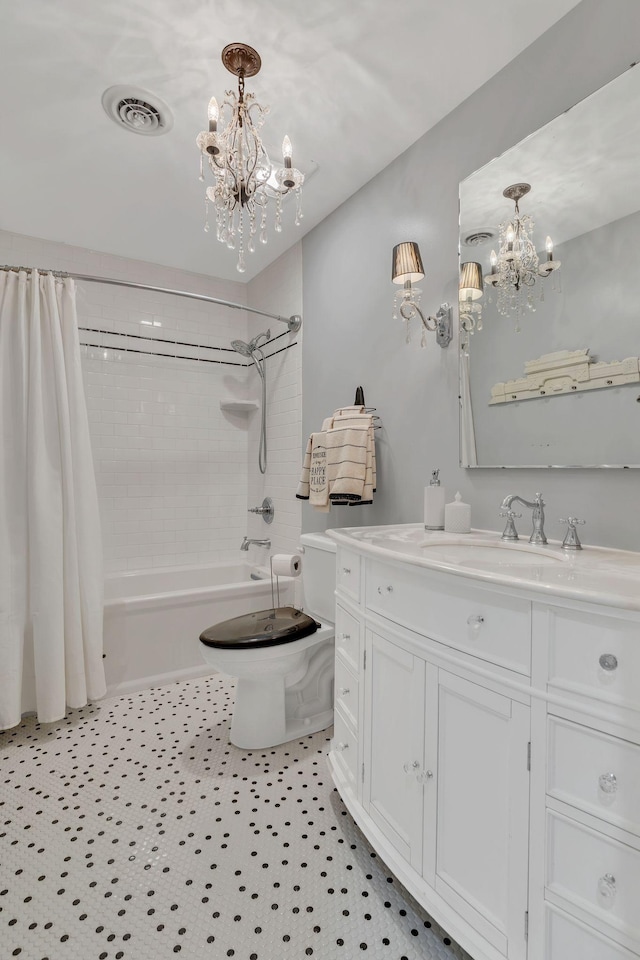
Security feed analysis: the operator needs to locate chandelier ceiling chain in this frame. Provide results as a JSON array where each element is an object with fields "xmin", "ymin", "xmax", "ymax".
[{"xmin": 196, "ymin": 43, "xmax": 304, "ymax": 273}]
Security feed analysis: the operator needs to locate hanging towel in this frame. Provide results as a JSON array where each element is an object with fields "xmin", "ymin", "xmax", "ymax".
[
  {"xmin": 325, "ymin": 421, "xmax": 370, "ymax": 504},
  {"xmin": 296, "ymin": 419, "xmax": 333, "ymax": 511},
  {"xmin": 330, "ymin": 410, "xmax": 376, "ymax": 505}
]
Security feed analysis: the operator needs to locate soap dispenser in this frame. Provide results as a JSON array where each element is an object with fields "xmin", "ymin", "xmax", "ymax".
[{"xmin": 424, "ymin": 469, "xmax": 446, "ymax": 530}]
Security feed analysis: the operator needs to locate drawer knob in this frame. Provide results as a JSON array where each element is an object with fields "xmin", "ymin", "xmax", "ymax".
[
  {"xmin": 342, "ymin": 567, "xmax": 351, "ymax": 574},
  {"xmin": 598, "ymin": 873, "xmax": 616, "ymax": 899},
  {"xmin": 338, "ymin": 687, "xmax": 350, "ymax": 696},
  {"xmin": 599, "ymin": 653, "xmax": 618, "ymax": 672},
  {"xmin": 467, "ymin": 614, "xmax": 485, "ymax": 630},
  {"xmin": 336, "ymin": 741, "xmax": 349, "ymax": 752},
  {"xmin": 377, "ymin": 585, "xmax": 394, "ymax": 594},
  {"xmin": 599, "ymin": 772, "xmax": 618, "ymax": 794}
]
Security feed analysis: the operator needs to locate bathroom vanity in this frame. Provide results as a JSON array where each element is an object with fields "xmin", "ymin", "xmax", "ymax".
[{"xmin": 327, "ymin": 524, "xmax": 640, "ymax": 960}]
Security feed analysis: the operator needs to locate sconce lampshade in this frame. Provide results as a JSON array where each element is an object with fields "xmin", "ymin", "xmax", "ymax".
[
  {"xmin": 392, "ymin": 241, "xmax": 425, "ymax": 284},
  {"xmin": 459, "ymin": 261, "xmax": 484, "ymax": 300}
]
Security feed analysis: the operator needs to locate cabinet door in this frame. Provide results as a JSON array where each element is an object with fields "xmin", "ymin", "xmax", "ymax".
[
  {"xmin": 363, "ymin": 628, "xmax": 426, "ymax": 871},
  {"xmin": 435, "ymin": 671, "xmax": 530, "ymax": 960}
]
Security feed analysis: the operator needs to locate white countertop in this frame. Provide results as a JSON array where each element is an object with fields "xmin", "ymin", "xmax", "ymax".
[{"xmin": 327, "ymin": 523, "xmax": 640, "ymax": 612}]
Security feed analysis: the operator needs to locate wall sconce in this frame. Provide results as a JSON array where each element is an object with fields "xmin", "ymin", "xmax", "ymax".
[
  {"xmin": 459, "ymin": 261, "xmax": 484, "ymax": 339},
  {"xmin": 391, "ymin": 241, "xmax": 451, "ymax": 348}
]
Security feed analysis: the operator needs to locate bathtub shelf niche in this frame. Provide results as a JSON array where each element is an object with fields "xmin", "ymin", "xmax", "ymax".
[{"xmin": 219, "ymin": 400, "xmax": 259, "ymax": 413}]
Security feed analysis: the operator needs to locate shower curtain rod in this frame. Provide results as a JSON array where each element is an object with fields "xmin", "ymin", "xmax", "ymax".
[{"xmin": 1, "ymin": 264, "xmax": 302, "ymax": 334}]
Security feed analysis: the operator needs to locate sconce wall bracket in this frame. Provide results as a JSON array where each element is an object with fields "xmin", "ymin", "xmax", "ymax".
[{"xmin": 434, "ymin": 303, "xmax": 452, "ymax": 348}]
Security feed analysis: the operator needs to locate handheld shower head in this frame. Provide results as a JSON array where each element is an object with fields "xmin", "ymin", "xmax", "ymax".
[
  {"xmin": 230, "ymin": 338, "xmax": 253, "ymax": 357},
  {"xmin": 230, "ymin": 329, "xmax": 271, "ymax": 358}
]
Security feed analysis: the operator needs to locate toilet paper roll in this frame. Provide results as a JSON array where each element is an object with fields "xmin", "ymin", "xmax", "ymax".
[{"xmin": 271, "ymin": 554, "xmax": 302, "ymax": 577}]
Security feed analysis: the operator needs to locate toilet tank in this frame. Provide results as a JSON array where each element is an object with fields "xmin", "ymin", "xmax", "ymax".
[{"xmin": 299, "ymin": 533, "xmax": 337, "ymax": 624}]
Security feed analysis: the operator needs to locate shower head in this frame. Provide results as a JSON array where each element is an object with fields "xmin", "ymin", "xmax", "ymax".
[
  {"xmin": 230, "ymin": 338, "xmax": 253, "ymax": 357},
  {"xmin": 230, "ymin": 330, "xmax": 271, "ymax": 358}
]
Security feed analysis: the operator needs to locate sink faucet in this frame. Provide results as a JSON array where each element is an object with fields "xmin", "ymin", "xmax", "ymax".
[
  {"xmin": 500, "ymin": 493, "xmax": 547, "ymax": 544},
  {"xmin": 240, "ymin": 536, "xmax": 271, "ymax": 551}
]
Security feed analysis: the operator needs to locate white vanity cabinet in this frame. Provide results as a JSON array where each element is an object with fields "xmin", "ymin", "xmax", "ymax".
[{"xmin": 327, "ymin": 527, "xmax": 640, "ymax": 960}]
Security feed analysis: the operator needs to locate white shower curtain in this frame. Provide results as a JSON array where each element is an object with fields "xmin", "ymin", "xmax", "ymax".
[{"xmin": 0, "ymin": 269, "xmax": 106, "ymax": 729}]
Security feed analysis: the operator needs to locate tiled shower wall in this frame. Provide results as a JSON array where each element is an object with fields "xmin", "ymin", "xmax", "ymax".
[{"xmin": 0, "ymin": 229, "xmax": 265, "ymax": 574}]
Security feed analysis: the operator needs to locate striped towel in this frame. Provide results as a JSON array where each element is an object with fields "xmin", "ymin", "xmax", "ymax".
[
  {"xmin": 330, "ymin": 410, "xmax": 376, "ymax": 505},
  {"xmin": 324, "ymin": 414, "xmax": 372, "ymax": 504}
]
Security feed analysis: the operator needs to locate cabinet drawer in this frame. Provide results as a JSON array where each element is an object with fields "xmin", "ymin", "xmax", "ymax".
[
  {"xmin": 332, "ymin": 707, "xmax": 358, "ymax": 788},
  {"xmin": 335, "ymin": 604, "xmax": 361, "ymax": 675},
  {"xmin": 335, "ymin": 656, "xmax": 358, "ymax": 732},
  {"xmin": 547, "ymin": 810, "xmax": 640, "ymax": 944},
  {"xmin": 547, "ymin": 608, "xmax": 640, "ymax": 711},
  {"xmin": 336, "ymin": 549, "xmax": 361, "ymax": 602},
  {"xmin": 366, "ymin": 559, "xmax": 531, "ymax": 675},
  {"xmin": 546, "ymin": 903, "xmax": 638, "ymax": 960},
  {"xmin": 548, "ymin": 716, "xmax": 640, "ymax": 837}
]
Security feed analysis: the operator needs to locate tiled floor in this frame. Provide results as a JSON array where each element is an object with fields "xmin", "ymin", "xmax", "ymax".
[{"xmin": 0, "ymin": 677, "xmax": 471, "ymax": 960}]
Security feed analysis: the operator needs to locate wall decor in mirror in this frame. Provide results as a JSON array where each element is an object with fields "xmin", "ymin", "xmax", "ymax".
[{"xmin": 459, "ymin": 62, "xmax": 640, "ymax": 468}]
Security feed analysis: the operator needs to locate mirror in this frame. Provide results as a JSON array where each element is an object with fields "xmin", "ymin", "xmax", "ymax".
[{"xmin": 459, "ymin": 63, "xmax": 640, "ymax": 468}]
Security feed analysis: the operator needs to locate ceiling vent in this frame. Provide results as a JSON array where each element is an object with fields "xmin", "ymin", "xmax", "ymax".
[
  {"xmin": 463, "ymin": 229, "xmax": 495, "ymax": 247},
  {"xmin": 102, "ymin": 85, "xmax": 173, "ymax": 136}
]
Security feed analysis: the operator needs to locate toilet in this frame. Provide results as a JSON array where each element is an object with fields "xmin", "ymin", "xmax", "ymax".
[{"xmin": 199, "ymin": 533, "xmax": 336, "ymax": 749}]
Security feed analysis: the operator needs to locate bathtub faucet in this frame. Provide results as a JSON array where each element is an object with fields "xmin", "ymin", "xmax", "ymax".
[{"xmin": 240, "ymin": 536, "xmax": 271, "ymax": 551}]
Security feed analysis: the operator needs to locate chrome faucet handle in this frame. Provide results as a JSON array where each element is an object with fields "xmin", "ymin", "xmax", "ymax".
[
  {"xmin": 500, "ymin": 509, "xmax": 521, "ymax": 541},
  {"xmin": 559, "ymin": 517, "xmax": 585, "ymax": 550},
  {"xmin": 247, "ymin": 497, "xmax": 274, "ymax": 524}
]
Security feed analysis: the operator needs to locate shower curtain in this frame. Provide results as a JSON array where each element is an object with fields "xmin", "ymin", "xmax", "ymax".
[{"xmin": 0, "ymin": 269, "xmax": 106, "ymax": 729}]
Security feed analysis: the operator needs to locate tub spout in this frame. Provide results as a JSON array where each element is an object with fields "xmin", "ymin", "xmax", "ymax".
[{"xmin": 241, "ymin": 536, "xmax": 271, "ymax": 551}]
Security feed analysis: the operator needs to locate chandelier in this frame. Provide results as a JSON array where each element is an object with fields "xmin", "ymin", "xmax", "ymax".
[
  {"xmin": 484, "ymin": 183, "xmax": 560, "ymax": 321},
  {"xmin": 196, "ymin": 43, "xmax": 304, "ymax": 273}
]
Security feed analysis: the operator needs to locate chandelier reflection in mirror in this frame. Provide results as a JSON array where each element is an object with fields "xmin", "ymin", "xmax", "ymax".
[
  {"xmin": 483, "ymin": 183, "xmax": 560, "ymax": 324},
  {"xmin": 196, "ymin": 43, "xmax": 304, "ymax": 273}
]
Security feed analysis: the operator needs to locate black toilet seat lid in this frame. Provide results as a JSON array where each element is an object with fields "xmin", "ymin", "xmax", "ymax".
[{"xmin": 199, "ymin": 606, "xmax": 319, "ymax": 649}]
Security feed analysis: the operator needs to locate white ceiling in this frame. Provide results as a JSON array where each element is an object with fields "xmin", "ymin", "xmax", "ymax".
[{"xmin": 1, "ymin": 0, "xmax": 580, "ymax": 283}]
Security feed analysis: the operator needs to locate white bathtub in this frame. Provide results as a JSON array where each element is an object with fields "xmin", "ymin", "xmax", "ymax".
[{"xmin": 103, "ymin": 562, "xmax": 295, "ymax": 697}]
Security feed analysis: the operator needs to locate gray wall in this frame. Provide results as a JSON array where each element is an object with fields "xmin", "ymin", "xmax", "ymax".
[{"xmin": 301, "ymin": 0, "xmax": 640, "ymax": 550}]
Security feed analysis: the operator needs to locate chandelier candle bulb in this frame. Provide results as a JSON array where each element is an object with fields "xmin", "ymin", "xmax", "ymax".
[
  {"xmin": 444, "ymin": 492, "xmax": 472, "ymax": 535},
  {"xmin": 545, "ymin": 235, "xmax": 554, "ymax": 260},
  {"xmin": 208, "ymin": 97, "xmax": 219, "ymax": 132}
]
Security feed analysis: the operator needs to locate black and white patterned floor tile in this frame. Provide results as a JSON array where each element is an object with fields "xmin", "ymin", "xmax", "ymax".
[{"xmin": 1, "ymin": 677, "xmax": 472, "ymax": 960}]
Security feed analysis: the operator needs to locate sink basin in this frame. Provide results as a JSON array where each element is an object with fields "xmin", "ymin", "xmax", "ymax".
[{"xmin": 419, "ymin": 542, "xmax": 564, "ymax": 567}]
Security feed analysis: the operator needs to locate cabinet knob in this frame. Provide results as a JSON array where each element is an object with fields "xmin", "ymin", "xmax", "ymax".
[
  {"xmin": 403, "ymin": 760, "xmax": 419, "ymax": 774},
  {"xmin": 338, "ymin": 633, "xmax": 350, "ymax": 642},
  {"xmin": 377, "ymin": 585, "xmax": 394, "ymax": 594},
  {"xmin": 338, "ymin": 687, "xmax": 350, "ymax": 696},
  {"xmin": 599, "ymin": 653, "xmax": 618, "ymax": 672},
  {"xmin": 599, "ymin": 772, "xmax": 618, "ymax": 794},
  {"xmin": 342, "ymin": 567, "xmax": 351, "ymax": 574},
  {"xmin": 417, "ymin": 769, "xmax": 434, "ymax": 784},
  {"xmin": 335, "ymin": 741, "xmax": 349, "ymax": 752},
  {"xmin": 467, "ymin": 614, "xmax": 485, "ymax": 631},
  {"xmin": 598, "ymin": 873, "xmax": 617, "ymax": 898}
]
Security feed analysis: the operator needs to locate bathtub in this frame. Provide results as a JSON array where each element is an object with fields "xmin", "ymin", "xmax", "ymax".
[{"xmin": 103, "ymin": 562, "xmax": 295, "ymax": 697}]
